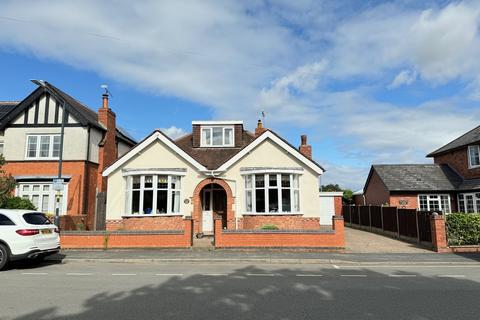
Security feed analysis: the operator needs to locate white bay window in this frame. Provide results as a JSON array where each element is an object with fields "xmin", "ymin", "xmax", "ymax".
[
  {"xmin": 126, "ymin": 175, "xmax": 182, "ymax": 215},
  {"xmin": 468, "ymin": 145, "xmax": 480, "ymax": 168},
  {"xmin": 244, "ymin": 173, "xmax": 300, "ymax": 214},
  {"xmin": 458, "ymin": 193, "xmax": 480, "ymax": 213}
]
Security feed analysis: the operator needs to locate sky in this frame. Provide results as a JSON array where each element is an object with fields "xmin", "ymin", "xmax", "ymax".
[{"xmin": 0, "ymin": 0, "xmax": 480, "ymax": 191}]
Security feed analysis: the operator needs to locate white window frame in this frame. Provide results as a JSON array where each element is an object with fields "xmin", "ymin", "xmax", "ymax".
[
  {"xmin": 417, "ymin": 194, "xmax": 451, "ymax": 213},
  {"xmin": 468, "ymin": 145, "xmax": 480, "ymax": 169},
  {"xmin": 125, "ymin": 174, "xmax": 182, "ymax": 216},
  {"xmin": 25, "ymin": 134, "xmax": 61, "ymax": 160},
  {"xmin": 16, "ymin": 182, "xmax": 68, "ymax": 215},
  {"xmin": 457, "ymin": 193, "xmax": 480, "ymax": 213},
  {"xmin": 200, "ymin": 126, "xmax": 235, "ymax": 147},
  {"xmin": 0, "ymin": 140, "xmax": 4, "ymax": 155},
  {"xmin": 243, "ymin": 173, "xmax": 300, "ymax": 215}
]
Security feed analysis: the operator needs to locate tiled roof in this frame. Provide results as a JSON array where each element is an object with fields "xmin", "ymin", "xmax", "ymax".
[
  {"xmin": 174, "ymin": 131, "xmax": 256, "ymax": 170},
  {"xmin": 371, "ymin": 164, "xmax": 462, "ymax": 192},
  {"xmin": 0, "ymin": 83, "xmax": 136, "ymax": 145},
  {"xmin": 427, "ymin": 125, "xmax": 480, "ymax": 157},
  {"xmin": 0, "ymin": 101, "xmax": 18, "ymax": 120}
]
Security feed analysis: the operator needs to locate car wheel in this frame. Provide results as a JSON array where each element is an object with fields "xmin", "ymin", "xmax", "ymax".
[{"xmin": 0, "ymin": 244, "xmax": 9, "ymax": 271}]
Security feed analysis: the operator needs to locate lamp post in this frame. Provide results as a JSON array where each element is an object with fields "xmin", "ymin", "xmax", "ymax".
[{"xmin": 30, "ymin": 80, "xmax": 67, "ymax": 228}]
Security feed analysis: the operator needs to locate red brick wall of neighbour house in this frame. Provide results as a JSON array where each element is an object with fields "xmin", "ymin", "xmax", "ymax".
[
  {"xmin": 5, "ymin": 161, "xmax": 90, "ymax": 216},
  {"xmin": 239, "ymin": 215, "xmax": 320, "ymax": 230},
  {"xmin": 434, "ymin": 147, "xmax": 480, "ymax": 179},
  {"xmin": 389, "ymin": 193, "xmax": 419, "ymax": 209},
  {"xmin": 214, "ymin": 216, "xmax": 345, "ymax": 248},
  {"xmin": 364, "ymin": 170, "xmax": 390, "ymax": 205},
  {"xmin": 234, "ymin": 124, "xmax": 243, "ymax": 147},
  {"xmin": 353, "ymin": 194, "xmax": 365, "ymax": 206},
  {"xmin": 192, "ymin": 124, "xmax": 201, "ymax": 147},
  {"xmin": 106, "ymin": 216, "xmax": 185, "ymax": 231},
  {"xmin": 97, "ymin": 96, "xmax": 117, "ymax": 192}
]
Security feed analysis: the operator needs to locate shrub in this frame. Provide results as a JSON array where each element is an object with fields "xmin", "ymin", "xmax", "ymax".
[
  {"xmin": 260, "ymin": 224, "xmax": 279, "ymax": 230},
  {"xmin": 446, "ymin": 213, "xmax": 480, "ymax": 246},
  {"xmin": 3, "ymin": 196, "xmax": 36, "ymax": 210}
]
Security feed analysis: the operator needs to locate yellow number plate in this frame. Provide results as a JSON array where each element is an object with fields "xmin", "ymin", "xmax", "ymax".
[{"xmin": 41, "ymin": 229, "xmax": 52, "ymax": 234}]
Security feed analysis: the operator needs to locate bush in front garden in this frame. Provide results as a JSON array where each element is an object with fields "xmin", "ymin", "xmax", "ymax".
[
  {"xmin": 3, "ymin": 196, "xmax": 36, "ymax": 210},
  {"xmin": 260, "ymin": 224, "xmax": 279, "ymax": 230},
  {"xmin": 446, "ymin": 213, "xmax": 480, "ymax": 246}
]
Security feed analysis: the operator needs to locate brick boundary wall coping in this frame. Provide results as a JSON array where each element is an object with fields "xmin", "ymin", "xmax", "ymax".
[
  {"xmin": 222, "ymin": 229, "xmax": 335, "ymax": 234},
  {"xmin": 61, "ymin": 230, "xmax": 184, "ymax": 235}
]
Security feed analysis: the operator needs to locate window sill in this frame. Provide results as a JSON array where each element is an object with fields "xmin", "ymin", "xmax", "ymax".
[
  {"xmin": 241, "ymin": 212, "xmax": 303, "ymax": 216},
  {"xmin": 121, "ymin": 213, "xmax": 183, "ymax": 218}
]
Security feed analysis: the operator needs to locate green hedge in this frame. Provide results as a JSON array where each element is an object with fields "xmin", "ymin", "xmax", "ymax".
[
  {"xmin": 2, "ymin": 196, "xmax": 36, "ymax": 210},
  {"xmin": 446, "ymin": 213, "xmax": 480, "ymax": 246}
]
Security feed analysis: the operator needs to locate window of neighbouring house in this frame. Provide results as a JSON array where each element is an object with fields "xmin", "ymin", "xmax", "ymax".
[
  {"xmin": 244, "ymin": 173, "xmax": 300, "ymax": 214},
  {"xmin": 200, "ymin": 126, "xmax": 234, "ymax": 147},
  {"xmin": 0, "ymin": 141, "xmax": 4, "ymax": 154},
  {"xmin": 457, "ymin": 193, "xmax": 480, "ymax": 213},
  {"xmin": 25, "ymin": 134, "xmax": 61, "ymax": 159},
  {"xmin": 468, "ymin": 145, "xmax": 480, "ymax": 168},
  {"xmin": 17, "ymin": 182, "xmax": 67, "ymax": 215},
  {"xmin": 418, "ymin": 194, "xmax": 451, "ymax": 213},
  {"xmin": 126, "ymin": 175, "xmax": 182, "ymax": 215}
]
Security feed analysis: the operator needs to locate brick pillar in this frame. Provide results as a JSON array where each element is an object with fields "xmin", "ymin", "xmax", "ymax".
[
  {"xmin": 334, "ymin": 195, "xmax": 343, "ymax": 216},
  {"xmin": 97, "ymin": 94, "xmax": 117, "ymax": 192},
  {"xmin": 430, "ymin": 214, "xmax": 449, "ymax": 252},
  {"xmin": 214, "ymin": 217, "xmax": 223, "ymax": 247},
  {"xmin": 332, "ymin": 215, "xmax": 345, "ymax": 248},
  {"xmin": 183, "ymin": 217, "xmax": 193, "ymax": 247}
]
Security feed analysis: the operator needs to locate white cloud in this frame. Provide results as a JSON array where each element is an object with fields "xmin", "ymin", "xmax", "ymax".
[
  {"xmin": 161, "ymin": 126, "xmax": 186, "ymax": 139},
  {"xmin": 388, "ymin": 70, "xmax": 417, "ymax": 89},
  {"xmin": 1, "ymin": 1, "xmax": 480, "ymax": 187}
]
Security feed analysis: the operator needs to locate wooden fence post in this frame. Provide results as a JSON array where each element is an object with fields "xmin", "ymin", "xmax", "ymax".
[
  {"xmin": 380, "ymin": 205, "xmax": 384, "ymax": 231},
  {"xmin": 415, "ymin": 211, "xmax": 420, "ymax": 243},
  {"xmin": 396, "ymin": 207, "xmax": 400, "ymax": 238},
  {"xmin": 368, "ymin": 205, "xmax": 372, "ymax": 228},
  {"xmin": 358, "ymin": 206, "xmax": 362, "ymax": 226}
]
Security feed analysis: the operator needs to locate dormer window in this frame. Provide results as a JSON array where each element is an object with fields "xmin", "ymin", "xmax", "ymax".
[
  {"xmin": 468, "ymin": 145, "xmax": 480, "ymax": 168},
  {"xmin": 201, "ymin": 126, "xmax": 234, "ymax": 147}
]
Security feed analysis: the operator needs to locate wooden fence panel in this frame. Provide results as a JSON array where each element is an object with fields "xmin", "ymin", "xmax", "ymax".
[
  {"xmin": 382, "ymin": 207, "xmax": 398, "ymax": 233},
  {"xmin": 370, "ymin": 206, "xmax": 382, "ymax": 229},
  {"xmin": 398, "ymin": 209, "xmax": 417, "ymax": 238},
  {"xmin": 359, "ymin": 206, "xmax": 370, "ymax": 227}
]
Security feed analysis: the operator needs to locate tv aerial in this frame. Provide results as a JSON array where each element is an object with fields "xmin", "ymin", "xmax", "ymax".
[{"xmin": 101, "ymin": 84, "xmax": 113, "ymax": 97}]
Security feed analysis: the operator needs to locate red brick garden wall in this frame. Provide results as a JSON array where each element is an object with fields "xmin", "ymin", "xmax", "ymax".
[
  {"xmin": 106, "ymin": 215, "xmax": 185, "ymax": 231},
  {"xmin": 239, "ymin": 215, "xmax": 320, "ymax": 230},
  {"xmin": 215, "ymin": 216, "xmax": 344, "ymax": 249},
  {"xmin": 61, "ymin": 218, "xmax": 193, "ymax": 249}
]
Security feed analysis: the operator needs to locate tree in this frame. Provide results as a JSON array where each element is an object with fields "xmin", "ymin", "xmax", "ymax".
[
  {"xmin": 0, "ymin": 154, "xmax": 35, "ymax": 210},
  {"xmin": 0, "ymin": 155, "xmax": 16, "ymax": 208},
  {"xmin": 342, "ymin": 189, "xmax": 354, "ymax": 205},
  {"xmin": 320, "ymin": 184, "xmax": 342, "ymax": 192}
]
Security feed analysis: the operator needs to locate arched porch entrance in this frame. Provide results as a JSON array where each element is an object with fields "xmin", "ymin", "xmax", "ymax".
[{"xmin": 192, "ymin": 178, "xmax": 234, "ymax": 235}]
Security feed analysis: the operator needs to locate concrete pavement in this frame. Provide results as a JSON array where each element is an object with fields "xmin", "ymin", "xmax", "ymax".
[
  {"xmin": 344, "ymin": 226, "xmax": 432, "ymax": 253},
  {"xmin": 1, "ymin": 260, "xmax": 479, "ymax": 320},
  {"xmin": 51, "ymin": 249, "xmax": 480, "ymax": 265}
]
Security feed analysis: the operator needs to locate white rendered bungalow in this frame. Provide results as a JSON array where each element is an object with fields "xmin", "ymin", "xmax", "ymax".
[{"xmin": 102, "ymin": 120, "xmax": 329, "ymax": 234}]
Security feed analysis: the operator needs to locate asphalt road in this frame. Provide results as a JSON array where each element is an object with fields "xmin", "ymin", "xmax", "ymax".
[{"xmin": 1, "ymin": 258, "xmax": 479, "ymax": 320}]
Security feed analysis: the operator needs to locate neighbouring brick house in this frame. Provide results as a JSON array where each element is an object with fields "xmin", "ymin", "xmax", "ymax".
[
  {"xmin": 363, "ymin": 124, "xmax": 480, "ymax": 213},
  {"xmin": 0, "ymin": 81, "xmax": 136, "ymax": 229},
  {"xmin": 102, "ymin": 120, "xmax": 339, "ymax": 234}
]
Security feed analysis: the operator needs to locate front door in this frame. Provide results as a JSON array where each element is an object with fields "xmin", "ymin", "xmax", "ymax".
[{"xmin": 202, "ymin": 189, "xmax": 213, "ymax": 234}]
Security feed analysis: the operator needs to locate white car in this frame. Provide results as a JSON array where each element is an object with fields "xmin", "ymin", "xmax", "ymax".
[{"xmin": 0, "ymin": 209, "xmax": 60, "ymax": 270}]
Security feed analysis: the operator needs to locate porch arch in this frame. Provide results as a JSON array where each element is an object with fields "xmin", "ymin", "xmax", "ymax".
[{"xmin": 192, "ymin": 178, "xmax": 235, "ymax": 234}]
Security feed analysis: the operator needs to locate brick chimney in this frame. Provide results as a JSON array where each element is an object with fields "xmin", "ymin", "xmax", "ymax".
[
  {"xmin": 97, "ymin": 93, "xmax": 117, "ymax": 192},
  {"xmin": 255, "ymin": 119, "xmax": 267, "ymax": 137},
  {"xmin": 299, "ymin": 135, "xmax": 312, "ymax": 159}
]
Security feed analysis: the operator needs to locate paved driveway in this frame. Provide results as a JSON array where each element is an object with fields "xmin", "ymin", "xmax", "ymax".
[{"xmin": 345, "ymin": 227, "xmax": 431, "ymax": 253}]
